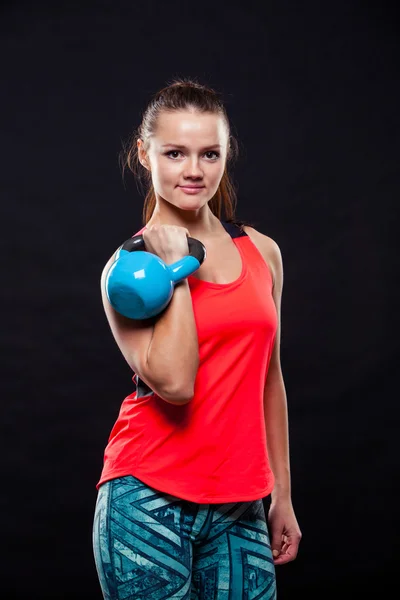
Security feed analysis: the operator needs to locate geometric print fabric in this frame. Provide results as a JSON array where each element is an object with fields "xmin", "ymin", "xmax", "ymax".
[{"xmin": 93, "ymin": 476, "xmax": 276, "ymax": 599}]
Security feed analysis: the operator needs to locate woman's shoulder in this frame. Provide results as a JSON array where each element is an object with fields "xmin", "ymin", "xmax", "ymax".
[{"xmin": 242, "ymin": 225, "xmax": 281, "ymax": 260}]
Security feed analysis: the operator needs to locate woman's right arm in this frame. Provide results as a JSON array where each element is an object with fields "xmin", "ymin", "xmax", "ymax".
[{"xmin": 100, "ymin": 249, "xmax": 199, "ymax": 406}]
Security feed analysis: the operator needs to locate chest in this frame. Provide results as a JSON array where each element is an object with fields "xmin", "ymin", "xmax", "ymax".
[
  {"xmin": 190, "ymin": 237, "xmax": 244, "ymax": 285},
  {"xmin": 188, "ymin": 231, "xmax": 277, "ymax": 344}
]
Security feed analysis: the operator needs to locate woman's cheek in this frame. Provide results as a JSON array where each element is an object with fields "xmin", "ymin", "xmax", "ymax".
[
  {"xmin": 158, "ymin": 160, "xmax": 174, "ymax": 178},
  {"xmin": 152, "ymin": 164, "xmax": 170, "ymax": 187}
]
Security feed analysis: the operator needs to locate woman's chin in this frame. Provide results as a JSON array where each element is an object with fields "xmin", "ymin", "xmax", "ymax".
[
  {"xmin": 175, "ymin": 196, "xmax": 208, "ymax": 209},
  {"xmin": 158, "ymin": 191, "xmax": 211, "ymax": 210}
]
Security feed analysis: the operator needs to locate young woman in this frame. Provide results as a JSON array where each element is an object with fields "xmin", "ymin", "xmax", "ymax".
[{"xmin": 93, "ymin": 78, "xmax": 302, "ymax": 600}]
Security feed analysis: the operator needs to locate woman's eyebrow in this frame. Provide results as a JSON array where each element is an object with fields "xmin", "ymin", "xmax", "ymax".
[{"xmin": 161, "ymin": 143, "xmax": 221, "ymax": 150}]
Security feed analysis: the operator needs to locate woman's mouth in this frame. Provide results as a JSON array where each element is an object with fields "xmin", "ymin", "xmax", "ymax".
[{"xmin": 179, "ymin": 186, "xmax": 205, "ymax": 195}]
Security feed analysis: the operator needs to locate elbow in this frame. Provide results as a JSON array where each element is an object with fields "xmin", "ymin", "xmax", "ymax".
[{"xmin": 160, "ymin": 383, "xmax": 195, "ymax": 406}]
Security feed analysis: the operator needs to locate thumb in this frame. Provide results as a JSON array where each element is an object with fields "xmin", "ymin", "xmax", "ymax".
[{"xmin": 271, "ymin": 534, "xmax": 283, "ymax": 558}]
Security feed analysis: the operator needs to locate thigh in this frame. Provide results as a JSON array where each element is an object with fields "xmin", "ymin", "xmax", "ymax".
[
  {"xmin": 191, "ymin": 499, "xmax": 276, "ymax": 600},
  {"xmin": 93, "ymin": 476, "xmax": 193, "ymax": 600}
]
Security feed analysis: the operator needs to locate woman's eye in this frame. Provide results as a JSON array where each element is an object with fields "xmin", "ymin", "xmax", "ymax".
[{"xmin": 165, "ymin": 150, "xmax": 220, "ymax": 160}]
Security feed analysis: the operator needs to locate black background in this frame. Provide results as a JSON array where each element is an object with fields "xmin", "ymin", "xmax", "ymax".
[{"xmin": 2, "ymin": 1, "xmax": 399, "ymax": 598}]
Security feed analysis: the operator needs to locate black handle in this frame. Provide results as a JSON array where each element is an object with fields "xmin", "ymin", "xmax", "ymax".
[{"xmin": 121, "ymin": 235, "xmax": 206, "ymax": 265}]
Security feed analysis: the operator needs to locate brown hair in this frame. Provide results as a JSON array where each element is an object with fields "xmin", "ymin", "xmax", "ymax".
[{"xmin": 119, "ymin": 76, "xmax": 255, "ymax": 230}]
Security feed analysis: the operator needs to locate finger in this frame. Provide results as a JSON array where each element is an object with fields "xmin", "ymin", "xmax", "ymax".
[
  {"xmin": 281, "ymin": 542, "xmax": 290, "ymax": 554},
  {"xmin": 276, "ymin": 544, "xmax": 299, "ymax": 564},
  {"xmin": 274, "ymin": 554, "xmax": 294, "ymax": 565}
]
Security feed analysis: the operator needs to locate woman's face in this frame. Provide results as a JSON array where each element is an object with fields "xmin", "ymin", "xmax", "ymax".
[{"xmin": 138, "ymin": 110, "xmax": 229, "ymax": 210}]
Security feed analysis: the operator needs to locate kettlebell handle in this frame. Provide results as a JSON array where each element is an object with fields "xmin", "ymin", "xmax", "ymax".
[{"xmin": 120, "ymin": 234, "xmax": 206, "ymax": 265}]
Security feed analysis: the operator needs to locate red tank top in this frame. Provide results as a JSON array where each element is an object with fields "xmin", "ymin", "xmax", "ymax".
[{"xmin": 97, "ymin": 221, "xmax": 278, "ymax": 502}]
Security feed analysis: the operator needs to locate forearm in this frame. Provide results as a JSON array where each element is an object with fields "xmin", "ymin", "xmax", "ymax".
[
  {"xmin": 147, "ymin": 279, "xmax": 199, "ymax": 398},
  {"xmin": 263, "ymin": 369, "xmax": 292, "ymax": 502}
]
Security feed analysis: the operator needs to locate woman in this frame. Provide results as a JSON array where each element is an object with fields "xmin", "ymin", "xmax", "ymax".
[{"xmin": 93, "ymin": 77, "xmax": 301, "ymax": 599}]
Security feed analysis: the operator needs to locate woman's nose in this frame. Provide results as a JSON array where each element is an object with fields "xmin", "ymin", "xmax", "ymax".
[{"xmin": 184, "ymin": 157, "xmax": 203, "ymax": 178}]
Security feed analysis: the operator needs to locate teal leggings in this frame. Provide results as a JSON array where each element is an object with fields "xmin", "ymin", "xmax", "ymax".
[{"xmin": 93, "ymin": 475, "xmax": 277, "ymax": 599}]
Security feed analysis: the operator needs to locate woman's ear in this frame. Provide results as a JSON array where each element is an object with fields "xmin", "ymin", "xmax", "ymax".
[{"xmin": 137, "ymin": 139, "xmax": 150, "ymax": 170}]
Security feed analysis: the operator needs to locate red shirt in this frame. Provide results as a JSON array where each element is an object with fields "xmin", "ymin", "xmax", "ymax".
[{"xmin": 97, "ymin": 221, "xmax": 278, "ymax": 502}]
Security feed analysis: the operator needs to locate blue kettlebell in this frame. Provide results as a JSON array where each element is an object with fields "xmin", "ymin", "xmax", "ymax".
[{"xmin": 105, "ymin": 234, "xmax": 206, "ymax": 319}]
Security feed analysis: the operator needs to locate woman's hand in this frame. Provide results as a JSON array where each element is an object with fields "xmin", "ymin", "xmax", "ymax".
[
  {"xmin": 143, "ymin": 224, "xmax": 191, "ymax": 265},
  {"xmin": 268, "ymin": 498, "xmax": 302, "ymax": 565}
]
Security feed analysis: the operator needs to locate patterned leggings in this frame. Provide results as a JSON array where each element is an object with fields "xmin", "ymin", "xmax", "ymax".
[{"xmin": 93, "ymin": 475, "xmax": 277, "ymax": 599}]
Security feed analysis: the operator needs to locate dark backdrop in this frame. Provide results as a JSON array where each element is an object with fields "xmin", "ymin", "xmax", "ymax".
[{"xmin": 2, "ymin": 1, "xmax": 399, "ymax": 598}]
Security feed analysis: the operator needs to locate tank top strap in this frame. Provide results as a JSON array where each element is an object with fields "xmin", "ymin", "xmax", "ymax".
[
  {"xmin": 220, "ymin": 220, "xmax": 248, "ymax": 239},
  {"xmin": 225, "ymin": 220, "xmax": 273, "ymax": 287}
]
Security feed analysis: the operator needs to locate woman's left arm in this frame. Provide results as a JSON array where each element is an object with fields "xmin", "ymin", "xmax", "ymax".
[{"xmin": 245, "ymin": 227, "xmax": 302, "ymax": 566}]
